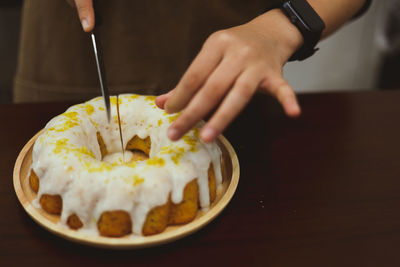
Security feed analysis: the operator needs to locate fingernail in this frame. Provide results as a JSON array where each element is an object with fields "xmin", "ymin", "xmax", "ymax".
[
  {"xmin": 201, "ymin": 127, "xmax": 217, "ymax": 143},
  {"xmin": 168, "ymin": 127, "xmax": 179, "ymax": 141},
  {"xmin": 81, "ymin": 18, "xmax": 90, "ymax": 31}
]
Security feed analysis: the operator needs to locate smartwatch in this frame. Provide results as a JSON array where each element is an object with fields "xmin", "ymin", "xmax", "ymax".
[{"xmin": 281, "ymin": 0, "xmax": 326, "ymax": 61}]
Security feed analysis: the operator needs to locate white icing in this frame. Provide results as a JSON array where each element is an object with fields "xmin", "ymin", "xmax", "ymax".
[{"xmin": 30, "ymin": 94, "xmax": 222, "ymax": 236}]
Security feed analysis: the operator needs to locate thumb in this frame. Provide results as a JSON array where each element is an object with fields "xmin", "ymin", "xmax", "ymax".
[
  {"xmin": 155, "ymin": 90, "xmax": 175, "ymax": 110},
  {"xmin": 75, "ymin": 0, "xmax": 95, "ymax": 32}
]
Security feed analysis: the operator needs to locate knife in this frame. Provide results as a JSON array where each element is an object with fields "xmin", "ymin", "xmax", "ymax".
[{"xmin": 90, "ymin": 10, "xmax": 111, "ymax": 122}]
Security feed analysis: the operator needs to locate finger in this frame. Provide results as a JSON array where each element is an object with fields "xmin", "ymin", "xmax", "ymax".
[
  {"xmin": 267, "ymin": 77, "xmax": 301, "ymax": 117},
  {"xmin": 200, "ymin": 68, "xmax": 262, "ymax": 142},
  {"xmin": 75, "ymin": 0, "xmax": 94, "ymax": 32},
  {"xmin": 167, "ymin": 56, "xmax": 243, "ymax": 141},
  {"xmin": 155, "ymin": 90, "xmax": 175, "ymax": 109},
  {"xmin": 164, "ymin": 40, "xmax": 223, "ymax": 114}
]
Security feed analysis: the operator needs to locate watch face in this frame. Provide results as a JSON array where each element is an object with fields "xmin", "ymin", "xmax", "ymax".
[
  {"xmin": 283, "ymin": 2, "xmax": 311, "ymax": 31},
  {"xmin": 286, "ymin": 0, "xmax": 325, "ymax": 32},
  {"xmin": 282, "ymin": 0, "xmax": 325, "ymax": 61}
]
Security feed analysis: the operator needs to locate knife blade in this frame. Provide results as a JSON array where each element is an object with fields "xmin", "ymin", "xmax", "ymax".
[
  {"xmin": 91, "ymin": 30, "xmax": 111, "ymax": 122},
  {"xmin": 91, "ymin": 3, "xmax": 124, "ymax": 158},
  {"xmin": 116, "ymin": 95, "xmax": 125, "ymax": 161}
]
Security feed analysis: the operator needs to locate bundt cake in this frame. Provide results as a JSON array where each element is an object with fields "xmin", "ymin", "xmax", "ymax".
[{"xmin": 29, "ymin": 94, "xmax": 223, "ymax": 237}]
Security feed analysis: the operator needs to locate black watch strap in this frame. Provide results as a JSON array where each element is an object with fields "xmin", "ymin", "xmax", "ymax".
[{"xmin": 281, "ymin": 0, "xmax": 326, "ymax": 61}]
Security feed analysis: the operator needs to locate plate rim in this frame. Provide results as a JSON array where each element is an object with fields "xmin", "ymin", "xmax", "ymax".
[{"xmin": 13, "ymin": 130, "xmax": 240, "ymax": 249}]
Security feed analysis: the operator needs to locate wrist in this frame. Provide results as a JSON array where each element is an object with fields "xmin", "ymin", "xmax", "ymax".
[{"xmin": 249, "ymin": 9, "xmax": 304, "ymax": 62}]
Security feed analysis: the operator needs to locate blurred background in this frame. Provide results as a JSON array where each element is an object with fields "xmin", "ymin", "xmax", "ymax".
[
  {"xmin": 0, "ymin": 0, "xmax": 398, "ymax": 104},
  {"xmin": 0, "ymin": 0, "xmax": 22, "ymax": 103}
]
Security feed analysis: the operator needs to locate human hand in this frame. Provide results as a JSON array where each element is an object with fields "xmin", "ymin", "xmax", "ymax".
[
  {"xmin": 66, "ymin": 0, "xmax": 95, "ymax": 32},
  {"xmin": 156, "ymin": 9, "xmax": 303, "ymax": 143}
]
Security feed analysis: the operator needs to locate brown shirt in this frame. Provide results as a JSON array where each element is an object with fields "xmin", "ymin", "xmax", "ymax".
[{"xmin": 14, "ymin": 0, "xmax": 279, "ymax": 102}]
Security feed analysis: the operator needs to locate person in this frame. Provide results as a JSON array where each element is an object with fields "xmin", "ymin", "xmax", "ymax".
[{"xmin": 14, "ymin": 0, "xmax": 370, "ymax": 142}]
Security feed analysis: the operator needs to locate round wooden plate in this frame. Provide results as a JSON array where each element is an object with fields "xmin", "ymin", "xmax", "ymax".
[{"xmin": 13, "ymin": 130, "xmax": 239, "ymax": 249}]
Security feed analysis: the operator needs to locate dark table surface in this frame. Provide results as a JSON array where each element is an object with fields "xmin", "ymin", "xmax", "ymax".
[{"xmin": 1, "ymin": 90, "xmax": 400, "ymax": 266}]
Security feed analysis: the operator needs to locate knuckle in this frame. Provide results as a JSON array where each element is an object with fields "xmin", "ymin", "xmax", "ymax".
[
  {"xmin": 201, "ymin": 87, "xmax": 222, "ymax": 104},
  {"xmin": 182, "ymin": 72, "xmax": 201, "ymax": 91},
  {"xmin": 209, "ymin": 30, "xmax": 233, "ymax": 46},
  {"xmin": 237, "ymin": 45, "xmax": 252, "ymax": 58},
  {"xmin": 215, "ymin": 111, "xmax": 231, "ymax": 127},
  {"xmin": 235, "ymin": 81, "xmax": 254, "ymax": 99},
  {"xmin": 181, "ymin": 108, "xmax": 200, "ymax": 124},
  {"xmin": 207, "ymin": 79, "xmax": 225, "ymax": 93},
  {"xmin": 201, "ymin": 88, "xmax": 216, "ymax": 100},
  {"xmin": 236, "ymin": 79, "xmax": 253, "ymax": 91}
]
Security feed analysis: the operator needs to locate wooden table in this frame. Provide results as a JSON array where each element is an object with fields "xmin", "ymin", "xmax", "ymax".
[{"xmin": 1, "ymin": 90, "xmax": 400, "ymax": 266}]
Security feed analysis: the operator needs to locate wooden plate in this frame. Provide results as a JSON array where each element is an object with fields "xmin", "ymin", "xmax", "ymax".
[{"xmin": 13, "ymin": 130, "xmax": 239, "ymax": 249}]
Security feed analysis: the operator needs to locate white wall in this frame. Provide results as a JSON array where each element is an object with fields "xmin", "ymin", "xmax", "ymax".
[{"xmin": 284, "ymin": 0, "xmax": 386, "ymax": 93}]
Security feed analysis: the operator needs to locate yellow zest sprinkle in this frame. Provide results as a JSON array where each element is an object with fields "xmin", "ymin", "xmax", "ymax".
[
  {"xmin": 126, "ymin": 161, "xmax": 137, "ymax": 168},
  {"xmin": 53, "ymin": 138, "xmax": 95, "ymax": 160},
  {"xmin": 160, "ymin": 146, "xmax": 174, "ymax": 155},
  {"xmin": 90, "ymin": 118, "xmax": 99, "ymax": 127},
  {"xmin": 63, "ymin": 112, "xmax": 79, "ymax": 121},
  {"xmin": 146, "ymin": 157, "xmax": 165, "ymax": 167},
  {"xmin": 160, "ymin": 146, "xmax": 185, "ymax": 164},
  {"xmin": 109, "ymin": 156, "xmax": 125, "ymax": 166},
  {"xmin": 158, "ymin": 119, "xmax": 163, "ymax": 126},
  {"xmin": 53, "ymin": 138, "xmax": 69, "ymax": 154},
  {"xmin": 74, "ymin": 104, "xmax": 85, "ymax": 109},
  {"xmin": 133, "ymin": 175, "xmax": 144, "ymax": 186},
  {"xmin": 99, "ymin": 106, "xmax": 104, "ymax": 111},
  {"xmin": 75, "ymin": 146, "xmax": 95, "ymax": 158},
  {"xmin": 183, "ymin": 134, "xmax": 199, "ymax": 152},
  {"xmin": 110, "ymin": 97, "xmax": 122, "ymax": 106},
  {"xmin": 129, "ymin": 95, "xmax": 139, "ymax": 101},
  {"xmin": 86, "ymin": 104, "xmax": 95, "ymax": 115},
  {"xmin": 145, "ymin": 96, "xmax": 156, "ymax": 102},
  {"xmin": 67, "ymin": 166, "xmax": 74, "ymax": 172},
  {"xmin": 171, "ymin": 154, "xmax": 183, "ymax": 164},
  {"xmin": 168, "ymin": 113, "xmax": 180, "ymax": 123},
  {"xmin": 84, "ymin": 161, "xmax": 113, "ymax": 173},
  {"xmin": 192, "ymin": 127, "xmax": 200, "ymax": 138},
  {"xmin": 55, "ymin": 120, "xmax": 79, "ymax": 132},
  {"xmin": 113, "ymin": 115, "xmax": 119, "ymax": 123}
]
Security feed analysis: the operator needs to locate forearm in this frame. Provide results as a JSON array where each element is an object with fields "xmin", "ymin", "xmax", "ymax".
[{"xmin": 247, "ymin": 0, "xmax": 369, "ymax": 62}]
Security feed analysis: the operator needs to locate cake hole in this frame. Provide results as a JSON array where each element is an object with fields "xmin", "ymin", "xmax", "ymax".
[
  {"xmin": 96, "ymin": 132, "xmax": 108, "ymax": 159},
  {"xmin": 97, "ymin": 134, "xmax": 152, "ymax": 165},
  {"xmin": 129, "ymin": 150, "xmax": 149, "ymax": 162},
  {"xmin": 126, "ymin": 135, "xmax": 151, "ymax": 156}
]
